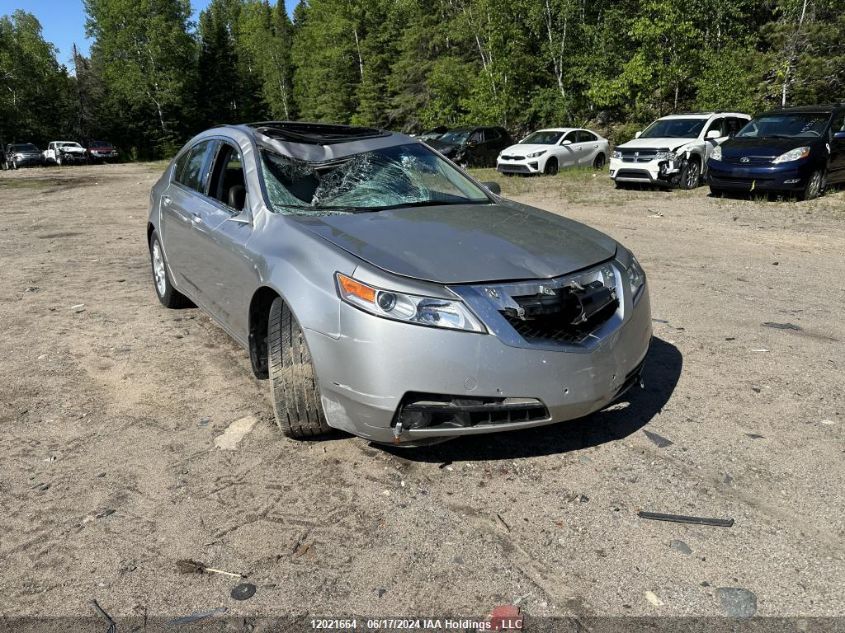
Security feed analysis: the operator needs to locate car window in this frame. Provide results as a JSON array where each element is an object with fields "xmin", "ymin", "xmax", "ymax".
[
  {"xmin": 484, "ymin": 128, "xmax": 501, "ymax": 142},
  {"xmin": 563, "ymin": 131, "xmax": 578, "ymax": 143},
  {"xmin": 737, "ymin": 113, "xmax": 830, "ymax": 139},
  {"xmin": 577, "ymin": 130, "xmax": 597, "ymax": 143},
  {"xmin": 640, "ymin": 118, "xmax": 707, "ymax": 138},
  {"xmin": 208, "ymin": 142, "xmax": 247, "ymax": 212},
  {"xmin": 705, "ymin": 118, "xmax": 725, "ymax": 137},
  {"xmin": 469, "ymin": 130, "xmax": 483, "ymax": 144},
  {"xmin": 830, "ymin": 111, "xmax": 845, "ymax": 135},
  {"xmin": 521, "ymin": 131, "xmax": 563, "ymax": 145},
  {"xmin": 724, "ymin": 118, "xmax": 745, "ymax": 137},
  {"xmin": 175, "ymin": 140, "xmax": 214, "ymax": 193}
]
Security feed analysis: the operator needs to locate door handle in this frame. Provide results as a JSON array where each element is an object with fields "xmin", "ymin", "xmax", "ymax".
[
  {"xmin": 162, "ymin": 195, "xmax": 171, "ymax": 207},
  {"xmin": 191, "ymin": 212, "xmax": 202, "ymax": 224}
]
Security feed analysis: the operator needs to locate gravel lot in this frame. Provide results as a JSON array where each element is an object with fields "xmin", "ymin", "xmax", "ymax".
[{"xmin": 1, "ymin": 163, "xmax": 843, "ymax": 625}]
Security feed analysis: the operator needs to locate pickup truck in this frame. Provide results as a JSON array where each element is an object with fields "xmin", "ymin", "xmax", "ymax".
[
  {"xmin": 609, "ymin": 112, "xmax": 750, "ymax": 189},
  {"xmin": 43, "ymin": 141, "xmax": 88, "ymax": 166}
]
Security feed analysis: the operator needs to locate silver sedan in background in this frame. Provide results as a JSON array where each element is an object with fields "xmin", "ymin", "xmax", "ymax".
[{"xmin": 147, "ymin": 122, "xmax": 651, "ymax": 446}]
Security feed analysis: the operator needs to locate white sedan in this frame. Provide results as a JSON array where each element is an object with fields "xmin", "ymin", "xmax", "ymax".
[{"xmin": 496, "ymin": 128, "xmax": 609, "ymax": 176}]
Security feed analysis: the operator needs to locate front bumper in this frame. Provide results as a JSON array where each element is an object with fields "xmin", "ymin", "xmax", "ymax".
[
  {"xmin": 707, "ymin": 160, "xmax": 811, "ymax": 192},
  {"xmin": 497, "ymin": 158, "xmax": 541, "ymax": 174},
  {"xmin": 609, "ymin": 157, "xmax": 681, "ymax": 185},
  {"xmin": 11, "ymin": 155, "xmax": 43, "ymax": 166},
  {"xmin": 307, "ymin": 284, "xmax": 652, "ymax": 444},
  {"xmin": 90, "ymin": 151, "xmax": 118, "ymax": 160},
  {"xmin": 59, "ymin": 153, "xmax": 88, "ymax": 163}
]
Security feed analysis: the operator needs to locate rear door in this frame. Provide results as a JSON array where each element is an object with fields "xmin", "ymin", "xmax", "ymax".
[
  {"xmin": 575, "ymin": 130, "xmax": 600, "ymax": 165},
  {"xmin": 160, "ymin": 139, "xmax": 217, "ymax": 303}
]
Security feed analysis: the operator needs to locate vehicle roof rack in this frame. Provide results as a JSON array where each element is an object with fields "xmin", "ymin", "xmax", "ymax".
[{"xmin": 248, "ymin": 121, "xmax": 391, "ymax": 145}]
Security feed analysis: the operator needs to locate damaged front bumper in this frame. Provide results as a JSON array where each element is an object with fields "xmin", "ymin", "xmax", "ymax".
[
  {"xmin": 609, "ymin": 156, "xmax": 686, "ymax": 186},
  {"xmin": 306, "ymin": 266, "xmax": 652, "ymax": 445}
]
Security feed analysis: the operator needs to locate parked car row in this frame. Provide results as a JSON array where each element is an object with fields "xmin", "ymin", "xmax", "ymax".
[
  {"xmin": 610, "ymin": 104, "xmax": 845, "ymax": 199},
  {"xmin": 420, "ymin": 103, "xmax": 843, "ymax": 199},
  {"xmin": 1, "ymin": 140, "xmax": 119, "ymax": 170}
]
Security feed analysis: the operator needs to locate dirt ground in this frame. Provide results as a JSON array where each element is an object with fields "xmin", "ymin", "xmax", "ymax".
[{"xmin": 0, "ymin": 163, "xmax": 843, "ymax": 626}]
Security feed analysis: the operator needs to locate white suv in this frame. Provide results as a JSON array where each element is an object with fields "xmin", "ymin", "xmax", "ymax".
[{"xmin": 609, "ymin": 112, "xmax": 750, "ymax": 189}]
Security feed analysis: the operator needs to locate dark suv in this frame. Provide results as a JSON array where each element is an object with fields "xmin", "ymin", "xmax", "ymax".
[
  {"xmin": 707, "ymin": 104, "xmax": 845, "ymax": 199},
  {"xmin": 2, "ymin": 143, "xmax": 43, "ymax": 170},
  {"xmin": 426, "ymin": 126, "xmax": 512, "ymax": 168}
]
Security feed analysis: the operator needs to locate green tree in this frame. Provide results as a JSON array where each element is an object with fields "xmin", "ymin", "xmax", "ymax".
[{"xmin": 83, "ymin": 0, "xmax": 196, "ymax": 155}]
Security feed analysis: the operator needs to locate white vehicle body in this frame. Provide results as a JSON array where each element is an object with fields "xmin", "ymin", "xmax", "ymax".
[
  {"xmin": 43, "ymin": 141, "xmax": 88, "ymax": 166},
  {"xmin": 609, "ymin": 112, "xmax": 750, "ymax": 188},
  {"xmin": 497, "ymin": 128, "xmax": 609, "ymax": 175}
]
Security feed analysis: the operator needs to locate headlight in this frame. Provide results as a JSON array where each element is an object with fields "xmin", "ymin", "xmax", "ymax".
[
  {"xmin": 611, "ymin": 150, "xmax": 622, "ymax": 159},
  {"xmin": 14, "ymin": 153, "xmax": 24, "ymax": 160},
  {"xmin": 711, "ymin": 146, "xmax": 722, "ymax": 161},
  {"xmin": 336, "ymin": 273, "xmax": 486, "ymax": 333},
  {"xmin": 627, "ymin": 256, "xmax": 645, "ymax": 301},
  {"xmin": 655, "ymin": 150, "xmax": 676, "ymax": 161},
  {"xmin": 526, "ymin": 150, "xmax": 547, "ymax": 159},
  {"xmin": 772, "ymin": 146, "xmax": 810, "ymax": 163}
]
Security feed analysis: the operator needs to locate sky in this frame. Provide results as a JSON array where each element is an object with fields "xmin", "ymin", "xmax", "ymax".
[{"xmin": 0, "ymin": 0, "xmax": 298, "ymax": 68}]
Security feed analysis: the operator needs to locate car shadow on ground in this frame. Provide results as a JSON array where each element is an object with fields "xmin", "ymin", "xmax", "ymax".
[{"xmin": 378, "ymin": 336, "xmax": 682, "ymax": 463}]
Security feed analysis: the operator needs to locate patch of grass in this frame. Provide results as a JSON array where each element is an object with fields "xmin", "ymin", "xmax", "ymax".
[{"xmin": 0, "ymin": 177, "xmax": 57, "ymax": 190}]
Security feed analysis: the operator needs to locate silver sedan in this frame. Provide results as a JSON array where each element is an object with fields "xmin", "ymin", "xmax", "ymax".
[{"xmin": 147, "ymin": 122, "xmax": 651, "ymax": 445}]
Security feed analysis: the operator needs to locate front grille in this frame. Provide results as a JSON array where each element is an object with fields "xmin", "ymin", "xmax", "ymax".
[
  {"xmin": 501, "ymin": 281, "xmax": 619, "ymax": 345},
  {"xmin": 500, "ymin": 154, "xmax": 522, "ymax": 161},
  {"xmin": 723, "ymin": 156, "xmax": 774, "ymax": 165},
  {"xmin": 620, "ymin": 149, "xmax": 658, "ymax": 163},
  {"xmin": 497, "ymin": 164, "xmax": 530, "ymax": 173},
  {"xmin": 615, "ymin": 169, "xmax": 653, "ymax": 180}
]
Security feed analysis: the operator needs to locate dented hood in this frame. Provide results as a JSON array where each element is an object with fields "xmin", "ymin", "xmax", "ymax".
[{"xmin": 292, "ymin": 201, "xmax": 617, "ymax": 284}]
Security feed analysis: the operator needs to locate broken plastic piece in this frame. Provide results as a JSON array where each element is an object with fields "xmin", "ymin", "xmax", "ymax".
[
  {"xmin": 638, "ymin": 511, "xmax": 734, "ymax": 528},
  {"xmin": 90, "ymin": 599, "xmax": 116, "ymax": 633}
]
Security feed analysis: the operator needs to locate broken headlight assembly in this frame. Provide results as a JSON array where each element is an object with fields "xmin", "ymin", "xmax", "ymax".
[
  {"xmin": 627, "ymin": 256, "xmax": 646, "ymax": 302},
  {"xmin": 655, "ymin": 150, "xmax": 677, "ymax": 162},
  {"xmin": 336, "ymin": 273, "xmax": 486, "ymax": 333}
]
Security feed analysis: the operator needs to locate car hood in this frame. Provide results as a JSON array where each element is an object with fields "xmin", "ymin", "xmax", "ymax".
[
  {"xmin": 14, "ymin": 151, "xmax": 41, "ymax": 157},
  {"xmin": 501, "ymin": 143, "xmax": 555, "ymax": 157},
  {"xmin": 59, "ymin": 146, "xmax": 86, "ymax": 153},
  {"xmin": 718, "ymin": 136, "xmax": 815, "ymax": 159},
  {"xmin": 292, "ymin": 201, "xmax": 617, "ymax": 284},
  {"xmin": 618, "ymin": 137, "xmax": 695, "ymax": 151}
]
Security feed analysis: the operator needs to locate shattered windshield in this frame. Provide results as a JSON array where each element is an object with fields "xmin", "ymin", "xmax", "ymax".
[
  {"xmin": 736, "ymin": 114, "xmax": 830, "ymax": 139},
  {"xmin": 260, "ymin": 142, "xmax": 490, "ymax": 215},
  {"xmin": 640, "ymin": 119, "xmax": 706, "ymax": 139},
  {"xmin": 521, "ymin": 131, "xmax": 564, "ymax": 145}
]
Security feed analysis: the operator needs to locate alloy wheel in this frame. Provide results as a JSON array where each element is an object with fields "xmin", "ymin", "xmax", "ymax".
[
  {"xmin": 685, "ymin": 161, "xmax": 699, "ymax": 188},
  {"xmin": 805, "ymin": 171, "xmax": 823, "ymax": 200},
  {"xmin": 152, "ymin": 240, "xmax": 167, "ymax": 297}
]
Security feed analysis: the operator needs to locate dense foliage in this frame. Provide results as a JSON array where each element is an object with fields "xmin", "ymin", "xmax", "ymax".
[{"xmin": 1, "ymin": 0, "xmax": 843, "ymax": 157}]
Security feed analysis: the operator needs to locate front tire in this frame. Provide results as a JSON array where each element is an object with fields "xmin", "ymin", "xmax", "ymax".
[
  {"xmin": 149, "ymin": 231, "xmax": 191, "ymax": 308},
  {"xmin": 543, "ymin": 157, "xmax": 559, "ymax": 176},
  {"xmin": 679, "ymin": 158, "xmax": 700, "ymax": 189},
  {"xmin": 268, "ymin": 298, "xmax": 332, "ymax": 439},
  {"xmin": 800, "ymin": 169, "xmax": 824, "ymax": 200},
  {"xmin": 593, "ymin": 153, "xmax": 606, "ymax": 169},
  {"xmin": 56, "ymin": 154, "xmax": 63, "ymax": 167}
]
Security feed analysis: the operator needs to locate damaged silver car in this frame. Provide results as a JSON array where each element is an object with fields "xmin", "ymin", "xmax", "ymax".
[{"xmin": 147, "ymin": 122, "xmax": 651, "ymax": 445}]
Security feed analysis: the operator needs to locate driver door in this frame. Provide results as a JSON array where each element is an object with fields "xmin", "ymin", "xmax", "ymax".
[
  {"xmin": 703, "ymin": 118, "xmax": 727, "ymax": 160},
  {"xmin": 558, "ymin": 131, "xmax": 579, "ymax": 167}
]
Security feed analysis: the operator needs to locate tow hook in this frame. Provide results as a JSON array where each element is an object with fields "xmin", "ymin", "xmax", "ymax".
[{"xmin": 392, "ymin": 421, "xmax": 403, "ymax": 444}]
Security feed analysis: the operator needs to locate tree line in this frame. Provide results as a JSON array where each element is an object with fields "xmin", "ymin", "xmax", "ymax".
[{"xmin": 1, "ymin": 0, "xmax": 843, "ymax": 159}]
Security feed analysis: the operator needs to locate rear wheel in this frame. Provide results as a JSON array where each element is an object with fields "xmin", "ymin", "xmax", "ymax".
[
  {"xmin": 593, "ymin": 153, "xmax": 606, "ymax": 169},
  {"xmin": 149, "ymin": 231, "xmax": 191, "ymax": 308},
  {"xmin": 800, "ymin": 169, "xmax": 824, "ymax": 200},
  {"xmin": 268, "ymin": 298, "xmax": 332, "ymax": 439},
  {"xmin": 543, "ymin": 157, "xmax": 559, "ymax": 176},
  {"xmin": 679, "ymin": 158, "xmax": 700, "ymax": 189}
]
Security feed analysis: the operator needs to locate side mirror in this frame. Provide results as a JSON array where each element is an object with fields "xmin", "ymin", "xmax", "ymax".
[
  {"xmin": 561, "ymin": 139, "xmax": 572, "ymax": 146},
  {"xmin": 481, "ymin": 181, "xmax": 501, "ymax": 195},
  {"xmin": 634, "ymin": 131, "xmax": 642, "ymax": 139},
  {"xmin": 706, "ymin": 129, "xmax": 721, "ymax": 140},
  {"xmin": 834, "ymin": 131, "xmax": 845, "ymax": 140}
]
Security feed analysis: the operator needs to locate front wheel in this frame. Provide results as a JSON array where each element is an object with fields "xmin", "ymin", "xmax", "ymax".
[
  {"xmin": 543, "ymin": 157, "xmax": 559, "ymax": 176},
  {"xmin": 679, "ymin": 159, "xmax": 700, "ymax": 189},
  {"xmin": 268, "ymin": 298, "xmax": 332, "ymax": 439},
  {"xmin": 56, "ymin": 154, "xmax": 63, "ymax": 166},
  {"xmin": 593, "ymin": 153, "xmax": 606, "ymax": 169},
  {"xmin": 800, "ymin": 169, "xmax": 824, "ymax": 200}
]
